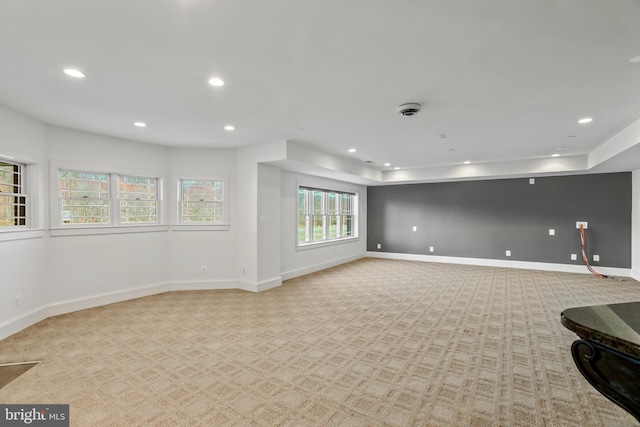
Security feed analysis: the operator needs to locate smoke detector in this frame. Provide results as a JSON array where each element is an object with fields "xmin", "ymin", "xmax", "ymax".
[{"xmin": 397, "ymin": 103, "xmax": 422, "ymax": 116}]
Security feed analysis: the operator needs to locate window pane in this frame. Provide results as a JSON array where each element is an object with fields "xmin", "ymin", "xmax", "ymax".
[
  {"xmin": 312, "ymin": 191, "xmax": 323, "ymax": 215},
  {"xmin": 118, "ymin": 176, "xmax": 157, "ymax": 223},
  {"xmin": 312, "ymin": 215, "xmax": 324, "ymax": 240},
  {"xmin": 0, "ymin": 162, "xmax": 26, "ymax": 227},
  {"xmin": 341, "ymin": 194, "xmax": 352, "ymax": 215},
  {"xmin": 120, "ymin": 200, "xmax": 157, "ymax": 223},
  {"xmin": 182, "ymin": 180, "xmax": 223, "ymax": 202},
  {"xmin": 298, "ymin": 189, "xmax": 308, "ymax": 214},
  {"xmin": 182, "ymin": 201, "xmax": 222, "ymax": 222},
  {"xmin": 342, "ymin": 215, "xmax": 353, "ymax": 237},
  {"xmin": 118, "ymin": 176, "xmax": 157, "ymax": 200},
  {"xmin": 298, "ymin": 215, "xmax": 309, "ymax": 243},
  {"xmin": 0, "ymin": 163, "xmax": 20, "ymax": 194},
  {"xmin": 59, "ymin": 171, "xmax": 109, "ymax": 199},
  {"xmin": 0, "ymin": 195, "xmax": 26, "ymax": 226},
  {"xmin": 328, "ymin": 215, "xmax": 339, "ymax": 239},
  {"xmin": 61, "ymin": 199, "xmax": 110, "ymax": 224},
  {"xmin": 298, "ymin": 188, "xmax": 356, "ymax": 245}
]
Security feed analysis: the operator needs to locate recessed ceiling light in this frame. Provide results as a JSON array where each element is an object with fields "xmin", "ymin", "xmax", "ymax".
[
  {"xmin": 208, "ymin": 78, "xmax": 224, "ymax": 87},
  {"xmin": 394, "ymin": 167, "xmax": 400, "ymax": 170},
  {"xmin": 463, "ymin": 161, "xmax": 471, "ymax": 164},
  {"xmin": 556, "ymin": 146, "xmax": 568, "ymax": 150},
  {"xmin": 134, "ymin": 122, "xmax": 146, "ymax": 127},
  {"xmin": 63, "ymin": 68, "xmax": 85, "ymax": 78},
  {"xmin": 551, "ymin": 153, "xmax": 560, "ymax": 157},
  {"xmin": 348, "ymin": 148, "xmax": 356, "ymax": 153},
  {"xmin": 224, "ymin": 125, "xmax": 235, "ymax": 131},
  {"xmin": 578, "ymin": 118, "xmax": 592, "ymax": 124},
  {"xmin": 384, "ymin": 163, "xmax": 391, "ymax": 167},
  {"xmin": 630, "ymin": 56, "xmax": 640, "ymax": 64}
]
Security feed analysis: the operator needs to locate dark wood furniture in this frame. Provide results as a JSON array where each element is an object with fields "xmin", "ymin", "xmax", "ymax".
[{"xmin": 561, "ymin": 302, "xmax": 640, "ymax": 423}]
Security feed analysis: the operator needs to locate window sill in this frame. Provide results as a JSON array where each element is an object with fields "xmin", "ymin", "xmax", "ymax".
[
  {"xmin": 50, "ymin": 225, "xmax": 169, "ymax": 237},
  {"xmin": 0, "ymin": 228, "xmax": 46, "ymax": 242},
  {"xmin": 171, "ymin": 224, "xmax": 230, "ymax": 232},
  {"xmin": 297, "ymin": 237, "xmax": 359, "ymax": 251}
]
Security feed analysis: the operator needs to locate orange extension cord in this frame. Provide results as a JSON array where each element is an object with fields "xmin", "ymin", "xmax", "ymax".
[{"xmin": 580, "ymin": 224, "xmax": 608, "ymax": 279}]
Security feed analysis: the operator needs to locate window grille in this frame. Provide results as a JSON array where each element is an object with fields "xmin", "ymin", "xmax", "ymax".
[
  {"xmin": 298, "ymin": 187, "xmax": 356, "ymax": 245},
  {"xmin": 59, "ymin": 170, "xmax": 110, "ymax": 224},
  {"xmin": 118, "ymin": 175, "xmax": 158, "ymax": 223},
  {"xmin": 180, "ymin": 179, "xmax": 224, "ymax": 223},
  {"xmin": 0, "ymin": 161, "xmax": 27, "ymax": 227}
]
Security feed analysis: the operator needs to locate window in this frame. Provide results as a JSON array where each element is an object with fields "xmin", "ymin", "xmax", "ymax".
[
  {"xmin": 58, "ymin": 170, "xmax": 159, "ymax": 226},
  {"xmin": 118, "ymin": 175, "xmax": 158, "ymax": 223},
  {"xmin": 298, "ymin": 187, "xmax": 356, "ymax": 245},
  {"xmin": 0, "ymin": 160, "xmax": 27, "ymax": 227},
  {"xmin": 179, "ymin": 179, "xmax": 224, "ymax": 223},
  {"xmin": 59, "ymin": 170, "xmax": 110, "ymax": 224}
]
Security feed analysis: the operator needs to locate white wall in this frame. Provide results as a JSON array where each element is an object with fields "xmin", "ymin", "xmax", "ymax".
[
  {"xmin": 280, "ymin": 170, "xmax": 367, "ymax": 280},
  {"xmin": 46, "ymin": 126, "xmax": 171, "ymax": 304},
  {"xmin": 168, "ymin": 148, "xmax": 238, "ymax": 284},
  {"xmin": 257, "ymin": 163, "xmax": 281, "ymax": 286},
  {"xmin": 0, "ymin": 105, "xmax": 48, "ymax": 336}
]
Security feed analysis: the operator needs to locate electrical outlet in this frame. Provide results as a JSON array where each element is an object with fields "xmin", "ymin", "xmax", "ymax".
[
  {"xmin": 529, "ymin": 178, "xmax": 535, "ymax": 185},
  {"xmin": 429, "ymin": 246, "xmax": 434, "ymax": 252},
  {"xmin": 377, "ymin": 243, "xmax": 381, "ymax": 249},
  {"xmin": 412, "ymin": 226, "xmax": 417, "ymax": 231},
  {"xmin": 506, "ymin": 250, "xmax": 511, "ymax": 257},
  {"xmin": 14, "ymin": 295, "xmax": 20, "ymax": 307},
  {"xmin": 593, "ymin": 255, "xmax": 600, "ymax": 262},
  {"xmin": 576, "ymin": 221, "xmax": 588, "ymax": 229},
  {"xmin": 201, "ymin": 266, "xmax": 208, "ymax": 274},
  {"xmin": 549, "ymin": 229, "xmax": 555, "ymax": 236},
  {"xmin": 571, "ymin": 254, "xmax": 577, "ymax": 261}
]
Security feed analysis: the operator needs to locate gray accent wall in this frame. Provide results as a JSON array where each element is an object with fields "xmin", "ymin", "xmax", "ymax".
[{"xmin": 367, "ymin": 173, "xmax": 631, "ymax": 268}]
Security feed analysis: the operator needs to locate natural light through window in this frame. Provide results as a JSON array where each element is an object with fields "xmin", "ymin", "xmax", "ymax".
[
  {"xmin": 179, "ymin": 179, "xmax": 225, "ymax": 223},
  {"xmin": 59, "ymin": 170, "xmax": 110, "ymax": 225},
  {"xmin": 298, "ymin": 187, "xmax": 356, "ymax": 245},
  {"xmin": 0, "ymin": 160, "xmax": 27, "ymax": 227},
  {"xmin": 118, "ymin": 176, "xmax": 158, "ymax": 223}
]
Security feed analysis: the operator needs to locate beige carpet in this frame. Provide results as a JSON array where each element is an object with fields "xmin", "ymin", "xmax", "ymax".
[
  {"xmin": 0, "ymin": 362, "xmax": 39, "ymax": 389},
  {"xmin": 1, "ymin": 258, "xmax": 640, "ymax": 426}
]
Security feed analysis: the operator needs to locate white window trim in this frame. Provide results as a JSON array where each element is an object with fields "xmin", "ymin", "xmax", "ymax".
[
  {"xmin": 49, "ymin": 160, "xmax": 167, "ymax": 237},
  {"xmin": 173, "ymin": 174, "xmax": 230, "ymax": 231},
  {"xmin": 296, "ymin": 183, "xmax": 359, "ymax": 249},
  {"xmin": 0, "ymin": 152, "xmax": 45, "ymax": 242}
]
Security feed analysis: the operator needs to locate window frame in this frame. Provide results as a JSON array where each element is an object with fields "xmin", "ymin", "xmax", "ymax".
[
  {"xmin": 50, "ymin": 163, "xmax": 166, "ymax": 236},
  {"xmin": 59, "ymin": 169, "xmax": 111, "ymax": 226},
  {"xmin": 173, "ymin": 175, "xmax": 230, "ymax": 231},
  {"xmin": 0, "ymin": 159, "xmax": 28, "ymax": 230},
  {"xmin": 117, "ymin": 174, "xmax": 159, "ymax": 224},
  {"xmin": 297, "ymin": 186, "xmax": 358, "ymax": 248}
]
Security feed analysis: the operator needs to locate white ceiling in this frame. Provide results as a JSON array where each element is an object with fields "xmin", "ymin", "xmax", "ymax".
[{"xmin": 1, "ymin": 0, "xmax": 640, "ymax": 175}]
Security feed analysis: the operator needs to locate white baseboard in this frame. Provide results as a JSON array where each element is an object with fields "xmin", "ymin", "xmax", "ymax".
[
  {"xmin": 0, "ymin": 305, "xmax": 49, "ymax": 342},
  {"xmin": 281, "ymin": 254, "xmax": 366, "ymax": 281},
  {"xmin": 47, "ymin": 282, "xmax": 172, "ymax": 318},
  {"xmin": 366, "ymin": 252, "xmax": 632, "ymax": 277},
  {"xmin": 170, "ymin": 280, "xmax": 243, "ymax": 292},
  {"xmin": 0, "ymin": 277, "xmax": 282, "ymax": 340}
]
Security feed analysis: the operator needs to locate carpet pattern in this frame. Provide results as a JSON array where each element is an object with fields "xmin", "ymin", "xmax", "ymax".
[
  {"xmin": 1, "ymin": 258, "xmax": 640, "ymax": 426},
  {"xmin": 0, "ymin": 362, "xmax": 39, "ymax": 389}
]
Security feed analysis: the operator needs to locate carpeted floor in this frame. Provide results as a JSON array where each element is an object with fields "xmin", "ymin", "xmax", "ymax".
[
  {"xmin": 0, "ymin": 362, "xmax": 39, "ymax": 389},
  {"xmin": 1, "ymin": 258, "xmax": 640, "ymax": 426}
]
